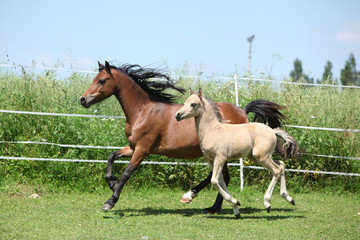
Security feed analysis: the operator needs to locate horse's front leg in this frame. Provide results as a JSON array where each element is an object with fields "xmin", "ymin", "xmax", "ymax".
[
  {"xmin": 105, "ymin": 146, "xmax": 134, "ymax": 191},
  {"xmin": 101, "ymin": 147, "xmax": 149, "ymax": 211}
]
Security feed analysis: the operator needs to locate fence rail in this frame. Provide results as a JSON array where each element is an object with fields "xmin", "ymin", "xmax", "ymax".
[
  {"xmin": 1, "ymin": 156, "xmax": 359, "ymax": 177},
  {"xmin": 0, "ymin": 109, "xmax": 358, "ymax": 132}
]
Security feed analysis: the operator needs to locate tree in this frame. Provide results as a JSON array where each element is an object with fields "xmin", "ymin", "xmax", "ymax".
[
  {"xmin": 340, "ymin": 53, "xmax": 360, "ymax": 86},
  {"xmin": 290, "ymin": 58, "xmax": 314, "ymax": 83},
  {"xmin": 319, "ymin": 61, "xmax": 335, "ymax": 84}
]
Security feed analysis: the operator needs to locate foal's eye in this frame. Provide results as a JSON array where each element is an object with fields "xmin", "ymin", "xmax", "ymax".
[
  {"xmin": 191, "ymin": 103, "xmax": 197, "ymax": 107},
  {"xmin": 98, "ymin": 79, "xmax": 106, "ymax": 85}
]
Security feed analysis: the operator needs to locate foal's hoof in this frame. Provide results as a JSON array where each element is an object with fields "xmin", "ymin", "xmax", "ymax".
[
  {"xmin": 235, "ymin": 213, "xmax": 241, "ymax": 219},
  {"xmin": 101, "ymin": 203, "xmax": 114, "ymax": 211},
  {"xmin": 266, "ymin": 206, "xmax": 271, "ymax": 213},
  {"xmin": 203, "ymin": 207, "xmax": 221, "ymax": 214},
  {"xmin": 290, "ymin": 199, "xmax": 295, "ymax": 206}
]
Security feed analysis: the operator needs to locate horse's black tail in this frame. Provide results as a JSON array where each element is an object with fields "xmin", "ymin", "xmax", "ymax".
[{"xmin": 243, "ymin": 99, "xmax": 286, "ymax": 128}]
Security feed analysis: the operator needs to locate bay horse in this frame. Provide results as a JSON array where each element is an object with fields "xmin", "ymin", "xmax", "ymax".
[
  {"xmin": 175, "ymin": 89, "xmax": 298, "ymax": 219},
  {"xmin": 79, "ymin": 61, "xmax": 286, "ymax": 212}
]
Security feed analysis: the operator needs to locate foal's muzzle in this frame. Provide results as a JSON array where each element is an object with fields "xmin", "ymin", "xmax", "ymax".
[{"xmin": 175, "ymin": 112, "xmax": 183, "ymax": 121}]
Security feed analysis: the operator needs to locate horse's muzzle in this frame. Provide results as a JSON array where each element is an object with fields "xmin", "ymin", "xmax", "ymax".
[{"xmin": 79, "ymin": 96, "xmax": 91, "ymax": 108}]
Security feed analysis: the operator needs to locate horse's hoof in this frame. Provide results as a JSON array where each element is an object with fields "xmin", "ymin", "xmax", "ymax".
[
  {"xmin": 203, "ymin": 207, "xmax": 221, "ymax": 214},
  {"xmin": 101, "ymin": 203, "xmax": 114, "ymax": 211},
  {"xmin": 180, "ymin": 197, "xmax": 191, "ymax": 204},
  {"xmin": 235, "ymin": 213, "xmax": 241, "ymax": 219},
  {"xmin": 290, "ymin": 199, "xmax": 295, "ymax": 206},
  {"xmin": 266, "ymin": 206, "xmax": 271, "ymax": 213}
]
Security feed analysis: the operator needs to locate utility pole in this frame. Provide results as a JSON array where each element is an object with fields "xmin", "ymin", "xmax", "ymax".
[{"xmin": 247, "ymin": 34, "xmax": 255, "ymax": 74}]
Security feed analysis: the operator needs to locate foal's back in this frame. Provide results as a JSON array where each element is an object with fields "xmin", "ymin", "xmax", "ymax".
[{"xmin": 209, "ymin": 122, "xmax": 277, "ymax": 160}]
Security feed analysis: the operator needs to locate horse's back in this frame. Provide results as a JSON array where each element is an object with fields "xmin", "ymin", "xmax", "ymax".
[{"xmin": 215, "ymin": 102, "xmax": 248, "ymax": 124}]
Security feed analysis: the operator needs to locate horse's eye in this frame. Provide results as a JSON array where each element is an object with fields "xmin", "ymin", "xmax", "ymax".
[
  {"xmin": 191, "ymin": 103, "xmax": 197, "ymax": 107},
  {"xmin": 99, "ymin": 79, "xmax": 106, "ymax": 85}
]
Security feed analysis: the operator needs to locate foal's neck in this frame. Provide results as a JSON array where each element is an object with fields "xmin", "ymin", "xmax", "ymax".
[{"xmin": 194, "ymin": 98, "xmax": 221, "ymax": 138}]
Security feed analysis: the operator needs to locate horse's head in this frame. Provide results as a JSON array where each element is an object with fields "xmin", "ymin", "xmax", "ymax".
[
  {"xmin": 175, "ymin": 89, "xmax": 204, "ymax": 121},
  {"xmin": 79, "ymin": 61, "xmax": 117, "ymax": 108}
]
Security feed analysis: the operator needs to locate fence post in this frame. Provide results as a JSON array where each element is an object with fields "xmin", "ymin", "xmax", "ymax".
[{"xmin": 234, "ymin": 74, "xmax": 244, "ymax": 191}]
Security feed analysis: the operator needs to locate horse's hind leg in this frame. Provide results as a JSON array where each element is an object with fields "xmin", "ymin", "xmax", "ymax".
[
  {"xmin": 105, "ymin": 146, "xmax": 133, "ymax": 191},
  {"xmin": 276, "ymin": 160, "xmax": 295, "ymax": 205},
  {"xmin": 180, "ymin": 172, "xmax": 210, "ymax": 203}
]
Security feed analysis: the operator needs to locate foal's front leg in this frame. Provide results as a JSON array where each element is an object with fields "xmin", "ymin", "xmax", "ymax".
[
  {"xmin": 211, "ymin": 158, "xmax": 241, "ymax": 219},
  {"xmin": 180, "ymin": 162, "xmax": 231, "ymax": 214},
  {"xmin": 105, "ymin": 146, "xmax": 134, "ymax": 191}
]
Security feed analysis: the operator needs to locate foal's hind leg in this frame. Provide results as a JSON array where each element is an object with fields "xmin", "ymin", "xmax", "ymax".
[
  {"xmin": 252, "ymin": 154, "xmax": 283, "ymax": 213},
  {"xmin": 276, "ymin": 160, "xmax": 295, "ymax": 205},
  {"xmin": 105, "ymin": 146, "xmax": 133, "ymax": 191}
]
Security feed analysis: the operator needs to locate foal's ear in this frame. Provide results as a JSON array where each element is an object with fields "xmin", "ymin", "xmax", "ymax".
[
  {"xmin": 104, "ymin": 61, "xmax": 112, "ymax": 75},
  {"xmin": 197, "ymin": 88, "xmax": 203, "ymax": 99},
  {"xmin": 189, "ymin": 88, "xmax": 194, "ymax": 95}
]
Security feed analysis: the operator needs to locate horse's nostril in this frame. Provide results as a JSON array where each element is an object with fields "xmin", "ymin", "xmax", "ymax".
[{"xmin": 80, "ymin": 96, "xmax": 86, "ymax": 103}]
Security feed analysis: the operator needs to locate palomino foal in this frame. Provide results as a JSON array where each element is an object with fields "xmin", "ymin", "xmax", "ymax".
[{"xmin": 175, "ymin": 89, "xmax": 298, "ymax": 219}]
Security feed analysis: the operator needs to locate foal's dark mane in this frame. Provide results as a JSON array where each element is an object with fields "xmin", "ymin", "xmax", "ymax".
[{"xmin": 100, "ymin": 63, "xmax": 185, "ymax": 103}]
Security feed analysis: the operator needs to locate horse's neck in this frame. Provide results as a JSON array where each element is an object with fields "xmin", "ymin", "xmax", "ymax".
[
  {"xmin": 194, "ymin": 100, "xmax": 220, "ymax": 139},
  {"xmin": 114, "ymin": 74, "xmax": 152, "ymax": 124}
]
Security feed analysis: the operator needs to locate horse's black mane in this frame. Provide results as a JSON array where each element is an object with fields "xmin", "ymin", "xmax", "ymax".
[{"xmin": 100, "ymin": 63, "xmax": 185, "ymax": 103}]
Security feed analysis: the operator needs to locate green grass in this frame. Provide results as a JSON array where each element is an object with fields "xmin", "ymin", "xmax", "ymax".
[{"xmin": 1, "ymin": 185, "xmax": 359, "ymax": 240}]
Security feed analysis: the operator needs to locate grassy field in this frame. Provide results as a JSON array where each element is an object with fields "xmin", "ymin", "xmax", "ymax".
[{"xmin": 1, "ymin": 185, "xmax": 359, "ymax": 240}]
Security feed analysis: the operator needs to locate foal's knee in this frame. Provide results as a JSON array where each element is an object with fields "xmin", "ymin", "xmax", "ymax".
[{"xmin": 211, "ymin": 178, "xmax": 219, "ymax": 188}]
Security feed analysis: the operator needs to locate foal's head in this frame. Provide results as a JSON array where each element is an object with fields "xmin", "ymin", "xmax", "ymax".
[
  {"xmin": 79, "ymin": 61, "xmax": 117, "ymax": 108},
  {"xmin": 175, "ymin": 89, "xmax": 204, "ymax": 121}
]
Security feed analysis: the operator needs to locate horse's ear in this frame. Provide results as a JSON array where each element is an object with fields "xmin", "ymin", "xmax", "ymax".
[
  {"xmin": 98, "ymin": 61, "xmax": 104, "ymax": 71},
  {"xmin": 189, "ymin": 88, "xmax": 194, "ymax": 95},
  {"xmin": 197, "ymin": 88, "xmax": 203, "ymax": 99},
  {"xmin": 105, "ymin": 61, "xmax": 112, "ymax": 75}
]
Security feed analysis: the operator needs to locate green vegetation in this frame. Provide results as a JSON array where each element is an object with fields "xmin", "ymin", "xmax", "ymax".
[
  {"xmin": 0, "ymin": 66, "xmax": 359, "ymax": 192},
  {"xmin": 1, "ymin": 186, "xmax": 359, "ymax": 240}
]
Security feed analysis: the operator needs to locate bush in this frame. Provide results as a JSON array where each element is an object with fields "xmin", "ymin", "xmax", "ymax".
[{"xmin": 0, "ymin": 67, "xmax": 359, "ymax": 192}]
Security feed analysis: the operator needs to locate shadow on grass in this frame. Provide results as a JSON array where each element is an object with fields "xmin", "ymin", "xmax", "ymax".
[{"xmin": 103, "ymin": 206, "xmax": 305, "ymax": 220}]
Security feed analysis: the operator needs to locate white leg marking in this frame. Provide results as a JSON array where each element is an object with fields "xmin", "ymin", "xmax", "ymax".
[{"xmin": 180, "ymin": 190, "xmax": 198, "ymax": 203}]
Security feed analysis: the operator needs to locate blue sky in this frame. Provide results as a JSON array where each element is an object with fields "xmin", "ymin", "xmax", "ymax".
[{"xmin": 1, "ymin": 0, "xmax": 360, "ymax": 81}]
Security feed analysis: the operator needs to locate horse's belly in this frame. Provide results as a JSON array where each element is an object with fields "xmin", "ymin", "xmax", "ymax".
[{"xmin": 155, "ymin": 145, "xmax": 203, "ymax": 159}]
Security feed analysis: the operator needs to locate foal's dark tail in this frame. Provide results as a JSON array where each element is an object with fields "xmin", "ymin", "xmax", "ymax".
[
  {"xmin": 274, "ymin": 128, "xmax": 298, "ymax": 159},
  {"xmin": 244, "ymin": 99, "xmax": 286, "ymax": 128}
]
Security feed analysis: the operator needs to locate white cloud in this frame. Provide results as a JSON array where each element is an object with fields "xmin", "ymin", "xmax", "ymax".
[{"xmin": 335, "ymin": 20, "xmax": 360, "ymax": 43}]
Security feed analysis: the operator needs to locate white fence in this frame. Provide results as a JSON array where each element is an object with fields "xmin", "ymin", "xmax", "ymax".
[{"xmin": 1, "ymin": 64, "xmax": 360, "ymax": 189}]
